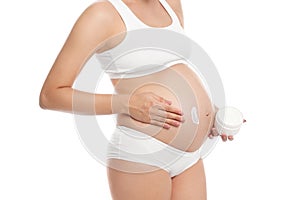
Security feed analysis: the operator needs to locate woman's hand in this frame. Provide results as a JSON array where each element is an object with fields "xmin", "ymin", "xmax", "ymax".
[
  {"xmin": 128, "ymin": 92, "xmax": 185, "ymax": 129},
  {"xmin": 208, "ymin": 127, "xmax": 234, "ymax": 142},
  {"xmin": 208, "ymin": 119, "xmax": 247, "ymax": 142}
]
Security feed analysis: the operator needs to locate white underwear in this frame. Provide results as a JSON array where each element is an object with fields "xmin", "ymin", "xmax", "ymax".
[{"xmin": 106, "ymin": 125, "xmax": 208, "ymax": 178}]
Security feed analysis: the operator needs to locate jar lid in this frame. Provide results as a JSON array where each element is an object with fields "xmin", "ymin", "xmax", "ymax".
[{"xmin": 216, "ymin": 107, "xmax": 243, "ymax": 129}]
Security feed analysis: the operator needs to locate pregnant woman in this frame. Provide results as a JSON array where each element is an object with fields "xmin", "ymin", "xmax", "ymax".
[{"xmin": 40, "ymin": 0, "xmax": 233, "ymax": 199}]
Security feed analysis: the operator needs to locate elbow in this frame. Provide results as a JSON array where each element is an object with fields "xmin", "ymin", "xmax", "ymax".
[
  {"xmin": 39, "ymin": 90, "xmax": 49, "ymax": 109},
  {"xmin": 39, "ymin": 89, "xmax": 53, "ymax": 110}
]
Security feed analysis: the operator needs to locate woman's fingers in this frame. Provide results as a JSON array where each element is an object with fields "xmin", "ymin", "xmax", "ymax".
[
  {"xmin": 208, "ymin": 128, "xmax": 219, "ymax": 139},
  {"xmin": 149, "ymin": 119, "xmax": 171, "ymax": 129},
  {"xmin": 211, "ymin": 127, "xmax": 219, "ymax": 136},
  {"xmin": 161, "ymin": 104, "xmax": 183, "ymax": 115},
  {"xmin": 148, "ymin": 102, "xmax": 184, "ymax": 128},
  {"xmin": 220, "ymin": 134, "xmax": 234, "ymax": 142},
  {"xmin": 221, "ymin": 134, "xmax": 228, "ymax": 142},
  {"xmin": 153, "ymin": 94, "xmax": 172, "ymax": 105},
  {"xmin": 150, "ymin": 114, "xmax": 181, "ymax": 127},
  {"xmin": 155, "ymin": 109, "xmax": 184, "ymax": 122},
  {"xmin": 128, "ymin": 92, "xmax": 185, "ymax": 128}
]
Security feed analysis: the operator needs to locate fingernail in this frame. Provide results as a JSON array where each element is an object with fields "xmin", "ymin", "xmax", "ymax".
[{"xmin": 221, "ymin": 134, "xmax": 227, "ymax": 141}]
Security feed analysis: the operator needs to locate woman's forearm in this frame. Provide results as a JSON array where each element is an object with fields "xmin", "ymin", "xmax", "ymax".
[{"xmin": 39, "ymin": 87, "xmax": 129, "ymax": 115}]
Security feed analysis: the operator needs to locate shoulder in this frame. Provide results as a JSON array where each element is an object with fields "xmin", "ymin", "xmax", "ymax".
[
  {"xmin": 69, "ymin": 1, "xmax": 124, "ymax": 43},
  {"xmin": 79, "ymin": 0, "xmax": 118, "ymax": 26}
]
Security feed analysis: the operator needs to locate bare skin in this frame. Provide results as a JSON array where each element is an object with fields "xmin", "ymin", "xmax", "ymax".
[
  {"xmin": 40, "ymin": 0, "xmax": 243, "ymax": 199},
  {"xmin": 105, "ymin": 0, "xmax": 212, "ymax": 198}
]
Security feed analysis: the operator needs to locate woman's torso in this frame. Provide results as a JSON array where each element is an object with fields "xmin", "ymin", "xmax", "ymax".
[
  {"xmin": 112, "ymin": 63, "xmax": 215, "ymax": 152},
  {"xmin": 96, "ymin": 0, "xmax": 215, "ymax": 152}
]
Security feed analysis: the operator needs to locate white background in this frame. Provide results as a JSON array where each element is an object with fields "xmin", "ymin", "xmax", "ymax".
[{"xmin": 1, "ymin": 0, "xmax": 299, "ymax": 199}]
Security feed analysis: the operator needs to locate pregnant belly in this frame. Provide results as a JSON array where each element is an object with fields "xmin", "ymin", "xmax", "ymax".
[{"xmin": 111, "ymin": 63, "xmax": 215, "ymax": 152}]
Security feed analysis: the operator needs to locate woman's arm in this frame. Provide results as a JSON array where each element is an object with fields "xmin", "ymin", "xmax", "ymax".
[
  {"xmin": 39, "ymin": 2, "xmax": 184, "ymax": 128},
  {"xmin": 39, "ymin": 2, "xmax": 126, "ymax": 115}
]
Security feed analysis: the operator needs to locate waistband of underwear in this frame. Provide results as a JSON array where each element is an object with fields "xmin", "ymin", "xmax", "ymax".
[{"xmin": 115, "ymin": 125, "xmax": 202, "ymax": 156}]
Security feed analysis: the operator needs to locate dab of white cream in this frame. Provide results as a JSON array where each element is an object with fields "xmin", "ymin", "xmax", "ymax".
[{"xmin": 191, "ymin": 106, "xmax": 199, "ymax": 124}]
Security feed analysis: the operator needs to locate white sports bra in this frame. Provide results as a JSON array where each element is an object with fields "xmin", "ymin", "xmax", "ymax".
[{"xmin": 95, "ymin": 0, "xmax": 188, "ymax": 79}]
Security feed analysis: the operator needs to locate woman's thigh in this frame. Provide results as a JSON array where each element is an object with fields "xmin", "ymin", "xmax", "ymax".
[
  {"xmin": 107, "ymin": 159, "xmax": 172, "ymax": 200},
  {"xmin": 171, "ymin": 159, "xmax": 207, "ymax": 200}
]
